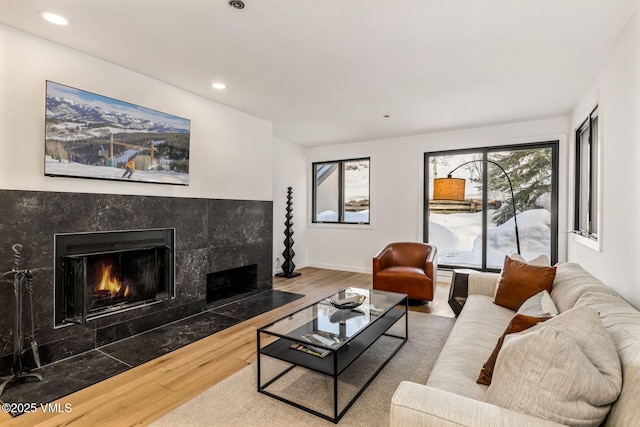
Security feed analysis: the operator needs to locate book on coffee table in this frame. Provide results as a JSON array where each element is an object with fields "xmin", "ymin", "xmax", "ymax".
[
  {"xmin": 300, "ymin": 331, "xmax": 346, "ymax": 349},
  {"xmin": 290, "ymin": 342, "xmax": 331, "ymax": 358}
]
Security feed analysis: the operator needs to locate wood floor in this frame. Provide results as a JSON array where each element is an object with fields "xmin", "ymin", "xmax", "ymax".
[{"xmin": 0, "ymin": 268, "xmax": 454, "ymax": 427}]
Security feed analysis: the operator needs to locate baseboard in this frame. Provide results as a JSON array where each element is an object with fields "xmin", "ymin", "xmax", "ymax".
[
  {"xmin": 306, "ymin": 262, "xmax": 371, "ymax": 274},
  {"xmin": 273, "ymin": 261, "xmax": 309, "ymax": 276},
  {"xmin": 438, "ymin": 269, "xmax": 453, "ymax": 281},
  {"xmin": 275, "ymin": 263, "xmax": 449, "ymax": 276}
]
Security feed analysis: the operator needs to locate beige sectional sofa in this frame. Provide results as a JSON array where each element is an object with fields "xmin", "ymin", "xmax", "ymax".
[{"xmin": 390, "ymin": 262, "xmax": 640, "ymax": 426}]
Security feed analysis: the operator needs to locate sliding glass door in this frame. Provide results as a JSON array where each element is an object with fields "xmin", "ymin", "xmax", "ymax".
[
  {"xmin": 427, "ymin": 151, "xmax": 484, "ymax": 268},
  {"xmin": 424, "ymin": 142, "xmax": 558, "ymax": 272}
]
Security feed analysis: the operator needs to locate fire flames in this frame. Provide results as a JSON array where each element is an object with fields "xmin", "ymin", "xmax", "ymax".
[{"xmin": 96, "ymin": 263, "xmax": 130, "ymax": 298}]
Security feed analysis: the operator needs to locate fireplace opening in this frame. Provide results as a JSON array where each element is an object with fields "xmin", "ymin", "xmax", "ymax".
[
  {"xmin": 206, "ymin": 264, "xmax": 257, "ymax": 305},
  {"xmin": 54, "ymin": 229, "xmax": 174, "ymax": 327},
  {"xmin": 86, "ymin": 249, "xmax": 167, "ymax": 312}
]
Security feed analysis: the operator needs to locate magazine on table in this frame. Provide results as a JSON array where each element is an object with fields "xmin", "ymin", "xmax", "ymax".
[
  {"xmin": 289, "ymin": 342, "xmax": 331, "ymax": 358},
  {"xmin": 300, "ymin": 330, "xmax": 346, "ymax": 350}
]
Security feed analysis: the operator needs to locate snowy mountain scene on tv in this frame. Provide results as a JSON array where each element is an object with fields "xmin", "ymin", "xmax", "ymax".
[{"xmin": 45, "ymin": 81, "xmax": 190, "ymax": 185}]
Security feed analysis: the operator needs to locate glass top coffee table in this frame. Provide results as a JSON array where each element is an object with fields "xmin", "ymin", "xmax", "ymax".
[{"xmin": 257, "ymin": 287, "xmax": 408, "ymax": 423}]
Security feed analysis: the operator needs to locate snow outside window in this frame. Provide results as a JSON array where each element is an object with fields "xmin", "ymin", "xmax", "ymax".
[
  {"xmin": 425, "ymin": 143, "xmax": 557, "ymax": 271},
  {"xmin": 313, "ymin": 158, "xmax": 370, "ymax": 224}
]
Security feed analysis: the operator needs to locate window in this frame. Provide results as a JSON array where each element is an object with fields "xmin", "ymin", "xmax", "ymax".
[
  {"xmin": 424, "ymin": 142, "xmax": 558, "ymax": 271},
  {"xmin": 312, "ymin": 158, "xmax": 370, "ymax": 224},
  {"xmin": 574, "ymin": 106, "xmax": 599, "ymax": 240}
]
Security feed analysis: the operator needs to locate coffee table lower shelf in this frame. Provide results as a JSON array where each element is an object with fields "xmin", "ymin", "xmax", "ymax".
[{"xmin": 257, "ymin": 307, "xmax": 407, "ymax": 423}]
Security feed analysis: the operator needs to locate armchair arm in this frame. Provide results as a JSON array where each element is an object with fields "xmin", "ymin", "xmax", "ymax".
[
  {"xmin": 373, "ymin": 245, "xmax": 394, "ymax": 273},
  {"xmin": 423, "ymin": 244, "xmax": 437, "ymax": 284},
  {"xmin": 391, "ymin": 382, "xmax": 563, "ymax": 427}
]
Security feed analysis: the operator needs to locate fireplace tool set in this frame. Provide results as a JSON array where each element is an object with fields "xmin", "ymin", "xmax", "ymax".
[{"xmin": 0, "ymin": 243, "xmax": 43, "ymax": 396}]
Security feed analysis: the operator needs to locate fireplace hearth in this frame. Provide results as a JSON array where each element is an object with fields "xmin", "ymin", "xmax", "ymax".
[{"xmin": 54, "ymin": 229, "xmax": 175, "ymax": 327}]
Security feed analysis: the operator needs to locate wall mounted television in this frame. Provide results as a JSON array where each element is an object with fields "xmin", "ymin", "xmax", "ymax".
[{"xmin": 44, "ymin": 81, "xmax": 190, "ymax": 186}]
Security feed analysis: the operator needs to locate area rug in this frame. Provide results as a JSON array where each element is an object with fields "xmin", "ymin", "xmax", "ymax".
[{"xmin": 151, "ymin": 311, "xmax": 455, "ymax": 426}]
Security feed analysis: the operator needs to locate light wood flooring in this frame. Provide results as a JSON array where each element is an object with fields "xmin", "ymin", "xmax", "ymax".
[{"xmin": 0, "ymin": 267, "xmax": 454, "ymax": 427}]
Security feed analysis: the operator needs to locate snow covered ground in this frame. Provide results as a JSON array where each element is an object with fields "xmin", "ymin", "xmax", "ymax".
[
  {"xmin": 430, "ymin": 208, "xmax": 551, "ymax": 269},
  {"xmin": 316, "ymin": 210, "xmax": 369, "ymax": 223},
  {"xmin": 315, "ymin": 162, "xmax": 370, "ymax": 223},
  {"xmin": 344, "ymin": 162, "xmax": 369, "ymax": 202},
  {"xmin": 317, "ymin": 208, "xmax": 550, "ymax": 268},
  {"xmin": 45, "ymin": 156, "xmax": 189, "ymax": 185}
]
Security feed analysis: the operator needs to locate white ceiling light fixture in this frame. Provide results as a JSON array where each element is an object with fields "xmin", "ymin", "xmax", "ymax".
[
  {"xmin": 211, "ymin": 82, "xmax": 226, "ymax": 90},
  {"xmin": 39, "ymin": 11, "xmax": 70, "ymax": 26}
]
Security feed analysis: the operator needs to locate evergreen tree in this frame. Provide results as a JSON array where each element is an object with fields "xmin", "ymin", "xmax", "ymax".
[{"xmin": 485, "ymin": 148, "xmax": 552, "ymax": 225}]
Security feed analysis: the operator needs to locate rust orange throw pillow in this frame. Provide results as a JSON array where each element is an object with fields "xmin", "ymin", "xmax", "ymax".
[
  {"xmin": 494, "ymin": 256, "xmax": 557, "ymax": 311},
  {"xmin": 477, "ymin": 314, "xmax": 550, "ymax": 385}
]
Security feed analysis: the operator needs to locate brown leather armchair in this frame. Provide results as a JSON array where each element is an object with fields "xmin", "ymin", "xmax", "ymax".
[{"xmin": 372, "ymin": 242, "xmax": 437, "ymax": 303}]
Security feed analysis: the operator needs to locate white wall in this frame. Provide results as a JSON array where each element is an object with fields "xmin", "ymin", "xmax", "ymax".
[
  {"xmin": 305, "ymin": 117, "xmax": 569, "ymax": 273},
  {"xmin": 568, "ymin": 6, "xmax": 640, "ymax": 308},
  {"xmin": 0, "ymin": 25, "xmax": 273, "ymax": 201},
  {"xmin": 272, "ymin": 137, "xmax": 308, "ymax": 273}
]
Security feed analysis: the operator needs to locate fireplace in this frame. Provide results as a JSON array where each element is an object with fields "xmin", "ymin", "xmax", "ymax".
[
  {"xmin": 206, "ymin": 264, "xmax": 258, "ymax": 305},
  {"xmin": 54, "ymin": 229, "xmax": 175, "ymax": 327}
]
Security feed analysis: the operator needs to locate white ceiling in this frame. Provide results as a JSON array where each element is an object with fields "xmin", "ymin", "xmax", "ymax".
[{"xmin": 0, "ymin": 0, "xmax": 638, "ymax": 146}]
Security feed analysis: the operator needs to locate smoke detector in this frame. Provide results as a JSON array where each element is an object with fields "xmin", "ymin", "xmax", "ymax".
[{"xmin": 229, "ymin": 1, "xmax": 245, "ymax": 9}]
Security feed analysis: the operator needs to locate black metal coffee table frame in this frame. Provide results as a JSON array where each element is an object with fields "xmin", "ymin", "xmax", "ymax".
[{"xmin": 257, "ymin": 288, "xmax": 408, "ymax": 423}]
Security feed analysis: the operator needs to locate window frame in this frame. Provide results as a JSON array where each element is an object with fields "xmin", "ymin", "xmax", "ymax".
[
  {"xmin": 311, "ymin": 157, "xmax": 371, "ymax": 225},
  {"xmin": 423, "ymin": 141, "xmax": 559, "ymax": 272},
  {"xmin": 573, "ymin": 106, "xmax": 599, "ymax": 242}
]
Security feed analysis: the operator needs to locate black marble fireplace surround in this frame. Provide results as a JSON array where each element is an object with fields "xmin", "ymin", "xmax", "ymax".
[{"xmin": 0, "ymin": 189, "xmax": 274, "ymax": 371}]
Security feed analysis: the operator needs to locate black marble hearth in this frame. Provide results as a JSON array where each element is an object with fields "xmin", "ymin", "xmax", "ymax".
[
  {"xmin": 0, "ymin": 189, "xmax": 273, "ymax": 371},
  {"xmin": 0, "ymin": 289, "xmax": 304, "ymax": 416}
]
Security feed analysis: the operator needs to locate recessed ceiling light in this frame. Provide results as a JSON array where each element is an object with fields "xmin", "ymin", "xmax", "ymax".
[
  {"xmin": 383, "ymin": 115, "xmax": 390, "ymax": 118},
  {"xmin": 211, "ymin": 82, "xmax": 226, "ymax": 90},
  {"xmin": 39, "ymin": 11, "xmax": 70, "ymax": 26},
  {"xmin": 229, "ymin": 1, "xmax": 245, "ymax": 9}
]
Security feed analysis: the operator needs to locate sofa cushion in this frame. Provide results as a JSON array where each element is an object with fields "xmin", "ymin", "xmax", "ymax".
[
  {"xmin": 426, "ymin": 294, "xmax": 514, "ymax": 402},
  {"xmin": 574, "ymin": 291, "xmax": 640, "ymax": 426},
  {"xmin": 550, "ymin": 263, "xmax": 617, "ymax": 312},
  {"xmin": 492, "ymin": 254, "xmax": 551, "ymax": 297},
  {"xmin": 517, "ymin": 291, "xmax": 558, "ymax": 317},
  {"xmin": 477, "ymin": 313, "xmax": 549, "ymax": 386},
  {"xmin": 487, "ymin": 306, "xmax": 622, "ymax": 427},
  {"xmin": 494, "ymin": 256, "xmax": 557, "ymax": 311},
  {"xmin": 508, "ymin": 253, "xmax": 551, "ymax": 267}
]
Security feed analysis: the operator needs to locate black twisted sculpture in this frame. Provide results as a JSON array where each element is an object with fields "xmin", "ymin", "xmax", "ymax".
[{"xmin": 276, "ymin": 187, "xmax": 301, "ymax": 278}]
